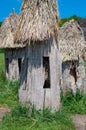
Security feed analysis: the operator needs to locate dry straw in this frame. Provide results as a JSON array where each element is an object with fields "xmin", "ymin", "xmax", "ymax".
[
  {"xmin": 59, "ymin": 20, "xmax": 86, "ymax": 61},
  {"xmin": 15, "ymin": 0, "xmax": 59, "ymax": 44},
  {"xmin": 0, "ymin": 12, "xmax": 25, "ymax": 48}
]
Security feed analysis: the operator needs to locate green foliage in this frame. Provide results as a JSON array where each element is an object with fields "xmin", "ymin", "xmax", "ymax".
[
  {"xmin": 0, "ymin": 22, "xmax": 2, "ymax": 27},
  {"xmin": 0, "ymin": 105, "xmax": 75, "ymax": 130},
  {"xmin": 0, "ymin": 49, "xmax": 4, "ymax": 73},
  {"xmin": 0, "ymin": 72, "xmax": 19, "ymax": 107},
  {"xmin": 0, "ymin": 49, "xmax": 4, "ymax": 53},
  {"xmin": 59, "ymin": 15, "xmax": 82, "ymax": 27},
  {"xmin": 61, "ymin": 90, "xmax": 86, "ymax": 114}
]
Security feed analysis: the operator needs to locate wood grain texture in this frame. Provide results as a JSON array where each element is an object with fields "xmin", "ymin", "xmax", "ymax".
[
  {"xmin": 19, "ymin": 38, "xmax": 61, "ymax": 111},
  {"xmin": 5, "ymin": 48, "xmax": 27, "ymax": 81}
]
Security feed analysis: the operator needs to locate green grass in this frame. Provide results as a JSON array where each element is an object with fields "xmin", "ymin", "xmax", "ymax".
[
  {"xmin": 0, "ymin": 49, "xmax": 4, "ymax": 73},
  {"xmin": 0, "ymin": 73, "xmax": 18, "ymax": 108},
  {"xmin": 0, "ymin": 74, "xmax": 75, "ymax": 130},
  {"xmin": 0, "ymin": 105, "xmax": 75, "ymax": 130},
  {"xmin": 61, "ymin": 90, "xmax": 86, "ymax": 114}
]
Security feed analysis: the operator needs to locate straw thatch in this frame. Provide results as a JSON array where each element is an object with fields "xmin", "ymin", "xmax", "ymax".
[
  {"xmin": 0, "ymin": 13, "xmax": 25, "ymax": 48},
  {"xmin": 59, "ymin": 20, "xmax": 86, "ymax": 62},
  {"xmin": 14, "ymin": 0, "xmax": 58, "ymax": 43}
]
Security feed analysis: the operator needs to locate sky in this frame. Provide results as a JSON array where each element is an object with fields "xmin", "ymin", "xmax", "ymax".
[
  {"xmin": 0, "ymin": 0, "xmax": 86, "ymax": 21},
  {"xmin": 58, "ymin": 0, "xmax": 86, "ymax": 18}
]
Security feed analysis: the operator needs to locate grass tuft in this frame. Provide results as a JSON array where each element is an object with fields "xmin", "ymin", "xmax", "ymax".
[
  {"xmin": 0, "ymin": 72, "xmax": 19, "ymax": 107},
  {"xmin": 0, "ymin": 105, "xmax": 75, "ymax": 130},
  {"xmin": 61, "ymin": 90, "xmax": 86, "ymax": 114}
]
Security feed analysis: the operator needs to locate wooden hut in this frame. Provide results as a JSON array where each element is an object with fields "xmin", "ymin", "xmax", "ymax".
[
  {"xmin": 59, "ymin": 20, "xmax": 86, "ymax": 94},
  {"xmin": 0, "ymin": 12, "xmax": 25, "ymax": 80},
  {"xmin": 14, "ymin": 0, "xmax": 61, "ymax": 111}
]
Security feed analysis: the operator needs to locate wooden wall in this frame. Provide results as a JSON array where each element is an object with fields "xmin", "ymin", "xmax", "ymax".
[
  {"xmin": 62, "ymin": 59, "xmax": 86, "ymax": 94},
  {"xmin": 5, "ymin": 47, "xmax": 27, "ymax": 80},
  {"xmin": 19, "ymin": 38, "xmax": 61, "ymax": 111}
]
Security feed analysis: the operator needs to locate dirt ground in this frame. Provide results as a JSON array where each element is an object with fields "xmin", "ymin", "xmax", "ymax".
[
  {"xmin": 0, "ymin": 106, "xmax": 11, "ymax": 122},
  {"xmin": 73, "ymin": 114, "xmax": 86, "ymax": 130}
]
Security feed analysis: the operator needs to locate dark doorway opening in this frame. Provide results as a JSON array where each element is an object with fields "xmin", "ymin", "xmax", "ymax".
[
  {"xmin": 43, "ymin": 57, "xmax": 50, "ymax": 88},
  {"xmin": 6, "ymin": 58, "xmax": 9, "ymax": 74},
  {"xmin": 18, "ymin": 58, "xmax": 22, "ymax": 75},
  {"xmin": 70, "ymin": 66, "xmax": 77, "ymax": 84},
  {"xmin": 23, "ymin": 58, "xmax": 28, "ymax": 90}
]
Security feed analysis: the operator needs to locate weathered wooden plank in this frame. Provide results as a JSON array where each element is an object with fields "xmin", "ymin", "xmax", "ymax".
[
  {"xmin": 5, "ymin": 48, "xmax": 27, "ymax": 81},
  {"xmin": 19, "ymin": 39, "xmax": 61, "ymax": 111}
]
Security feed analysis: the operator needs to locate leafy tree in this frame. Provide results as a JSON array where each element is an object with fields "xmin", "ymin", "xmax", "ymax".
[
  {"xmin": 59, "ymin": 15, "xmax": 84, "ymax": 27},
  {"xmin": 0, "ymin": 22, "xmax": 2, "ymax": 27}
]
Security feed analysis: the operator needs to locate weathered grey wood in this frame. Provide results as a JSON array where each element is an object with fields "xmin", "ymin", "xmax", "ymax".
[
  {"xmin": 5, "ymin": 48, "xmax": 27, "ymax": 81},
  {"xmin": 5, "ymin": 50, "xmax": 9, "ymax": 79},
  {"xmin": 19, "ymin": 38, "xmax": 61, "ymax": 111},
  {"xmin": 83, "ymin": 75, "xmax": 86, "ymax": 94},
  {"xmin": 62, "ymin": 58, "xmax": 86, "ymax": 94}
]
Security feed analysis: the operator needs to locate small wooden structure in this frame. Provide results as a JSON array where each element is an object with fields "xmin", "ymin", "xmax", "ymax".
[
  {"xmin": 14, "ymin": 0, "xmax": 61, "ymax": 111},
  {"xmin": 0, "ymin": 12, "xmax": 25, "ymax": 80},
  {"xmin": 59, "ymin": 20, "xmax": 86, "ymax": 94}
]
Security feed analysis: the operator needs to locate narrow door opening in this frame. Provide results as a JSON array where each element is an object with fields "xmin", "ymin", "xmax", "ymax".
[
  {"xmin": 70, "ymin": 67, "xmax": 77, "ymax": 85},
  {"xmin": 18, "ymin": 58, "xmax": 22, "ymax": 74},
  {"xmin": 43, "ymin": 57, "xmax": 50, "ymax": 88},
  {"xmin": 23, "ymin": 58, "xmax": 28, "ymax": 90},
  {"xmin": 6, "ymin": 58, "xmax": 9, "ymax": 74}
]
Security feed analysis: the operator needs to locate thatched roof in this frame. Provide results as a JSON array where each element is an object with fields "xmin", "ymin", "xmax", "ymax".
[
  {"xmin": 0, "ymin": 12, "xmax": 25, "ymax": 48},
  {"xmin": 59, "ymin": 20, "xmax": 86, "ymax": 62},
  {"xmin": 14, "ymin": 0, "xmax": 58, "ymax": 44}
]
